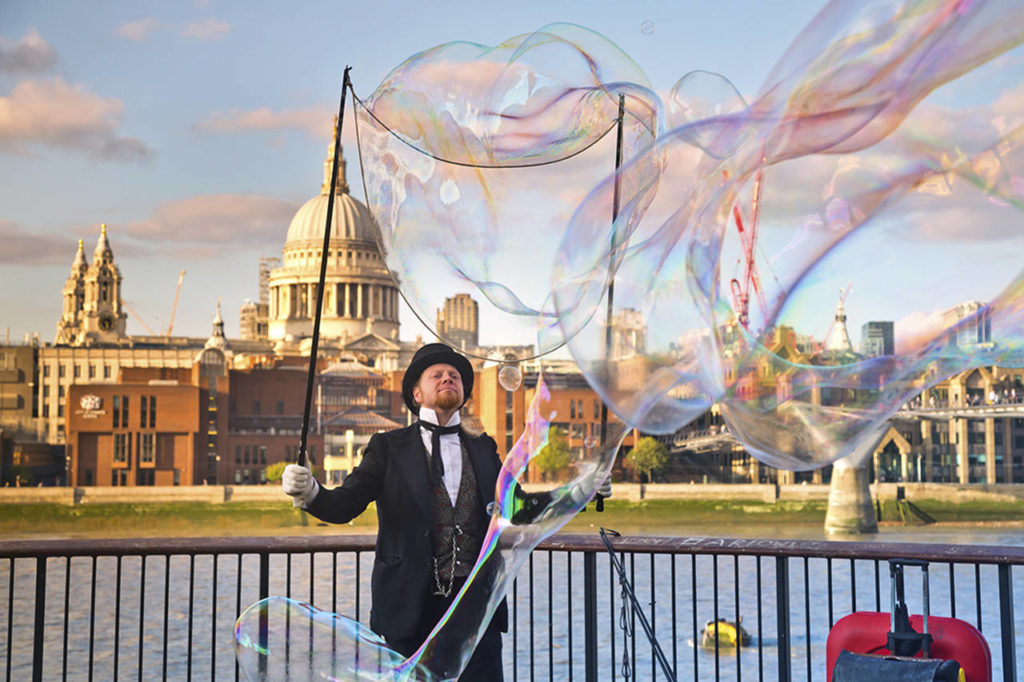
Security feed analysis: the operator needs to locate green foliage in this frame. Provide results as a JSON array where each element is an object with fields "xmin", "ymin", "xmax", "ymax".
[
  {"xmin": 264, "ymin": 461, "xmax": 287, "ymax": 483},
  {"xmin": 532, "ymin": 427, "xmax": 573, "ymax": 480},
  {"xmin": 628, "ymin": 437, "xmax": 669, "ymax": 483}
]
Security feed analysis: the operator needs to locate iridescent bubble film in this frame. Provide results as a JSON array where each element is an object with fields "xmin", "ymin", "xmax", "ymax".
[
  {"xmin": 241, "ymin": 2, "xmax": 1024, "ymax": 678},
  {"xmin": 237, "ymin": 375, "xmax": 622, "ymax": 680},
  {"xmin": 497, "ymin": 364, "xmax": 523, "ymax": 391}
]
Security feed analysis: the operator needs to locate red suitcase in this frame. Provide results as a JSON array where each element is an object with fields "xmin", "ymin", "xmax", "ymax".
[{"xmin": 826, "ymin": 560, "xmax": 991, "ymax": 682}]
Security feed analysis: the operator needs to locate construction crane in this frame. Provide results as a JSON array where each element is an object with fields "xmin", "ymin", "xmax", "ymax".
[
  {"xmin": 122, "ymin": 301, "xmax": 156, "ymax": 336},
  {"xmin": 166, "ymin": 270, "xmax": 186, "ymax": 336},
  {"xmin": 729, "ymin": 167, "xmax": 769, "ymax": 329}
]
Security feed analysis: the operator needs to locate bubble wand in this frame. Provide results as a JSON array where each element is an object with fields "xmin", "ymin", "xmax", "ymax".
[
  {"xmin": 596, "ymin": 92, "xmax": 626, "ymax": 512},
  {"xmin": 297, "ymin": 66, "xmax": 352, "ymax": 469}
]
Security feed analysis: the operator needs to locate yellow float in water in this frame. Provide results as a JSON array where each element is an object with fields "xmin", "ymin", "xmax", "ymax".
[{"xmin": 700, "ymin": 618, "xmax": 751, "ymax": 649}]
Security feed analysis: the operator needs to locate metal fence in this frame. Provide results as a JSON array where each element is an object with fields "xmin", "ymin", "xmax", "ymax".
[{"xmin": 1, "ymin": 534, "xmax": 1020, "ymax": 681}]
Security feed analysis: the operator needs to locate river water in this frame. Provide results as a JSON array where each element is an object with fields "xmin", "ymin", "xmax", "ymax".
[{"xmin": 3, "ymin": 524, "xmax": 1023, "ymax": 681}]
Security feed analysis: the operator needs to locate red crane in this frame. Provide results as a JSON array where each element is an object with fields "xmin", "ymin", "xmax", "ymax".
[{"xmin": 729, "ymin": 167, "xmax": 769, "ymax": 329}]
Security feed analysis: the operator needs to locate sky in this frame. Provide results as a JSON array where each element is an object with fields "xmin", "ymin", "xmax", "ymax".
[{"xmin": 1, "ymin": 0, "xmax": 1020, "ymax": 353}]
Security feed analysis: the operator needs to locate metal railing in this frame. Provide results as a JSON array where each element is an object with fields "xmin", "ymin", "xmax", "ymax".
[{"xmin": 1, "ymin": 534, "xmax": 1020, "ymax": 681}]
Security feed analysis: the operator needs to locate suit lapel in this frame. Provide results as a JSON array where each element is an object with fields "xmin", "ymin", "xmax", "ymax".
[
  {"xmin": 466, "ymin": 437, "xmax": 497, "ymax": 506},
  {"xmin": 395, "ymin": 424, "xmax": 433, "ymax": 520}
]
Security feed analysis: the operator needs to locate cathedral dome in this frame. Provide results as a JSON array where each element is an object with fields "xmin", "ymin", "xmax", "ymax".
[{"xmin": 284, "ymin": 192, "xmax": 379, "ymax": 246}]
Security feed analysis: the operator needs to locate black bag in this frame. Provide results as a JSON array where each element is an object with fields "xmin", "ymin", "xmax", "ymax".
[{"xmin": 832, "ymin": 650, "xmax": 962, "ymax": 681}]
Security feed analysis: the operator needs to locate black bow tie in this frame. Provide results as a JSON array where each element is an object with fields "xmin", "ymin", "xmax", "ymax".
[{"xmin": 419, "ymin": 421, "xmax": 460, "ymax": 478}]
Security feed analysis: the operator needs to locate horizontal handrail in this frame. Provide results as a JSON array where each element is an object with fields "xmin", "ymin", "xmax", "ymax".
[{"xmin": 3, "ymin": 533, "xmax": 1024, "ymax": 565}]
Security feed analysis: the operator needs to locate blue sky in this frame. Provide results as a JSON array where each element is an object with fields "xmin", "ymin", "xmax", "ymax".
[{"xmin": 1, "ymin": 0, "xmax": 1017, "ymax": 351}]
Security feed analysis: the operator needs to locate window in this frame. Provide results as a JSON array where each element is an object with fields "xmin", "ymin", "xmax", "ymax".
[
  {"xmin": 57, "ymin": 403, "xmax": 64, "ymax": 417},
  {"xmin": 58, "ymin": 385, "xmax": 65, "ymax": 399},
  {"xmin": 139, "ymin": 433, "xmax": 155, "ymax": 463},
  {"xmin": 594, "ymin": 400, "xmax": 600, "ymax": 420},
  {"xmin": 253, "ymin": 401, "xmax": 261, "ymax": 415},
  {"xmin": 43, "ymin": 364, "xmax": 50, "ymax": 378},
  {"xmin": 137, "ymin": 469, "xmax": 154, "ymax": 486},
  {"xmin": 235, "ymin": 446, "xmax": 241, "ymax": 464},
  {"xmin": 121, "ymin": 396, "xmax": 129, "ymax": 428},
  {"xmin": 140, "ymin": 396, "xmax": 148, "ymax": 428},
  {"xmin": 173, "ymin": 470, "xmax": 180, "ymax": 486},
  {"xmin": 259, "ymin": 446, "xmax": 267, "ymax": 465},
  {"xmin": 59, "ymin": 364, "xmax": 65, "ymax": 378},
  {"xmin": 73, "ymin": 365, "xmax": 81, "ymax": 378},
  {"xmin": 43, "ymin": 385, "xmax": 49, "ymax": 399},
  {"xmin": 42, "ymin": 404, "xmax": 49, "ymax": 418},
  {"xmin": 88, "ymin": 364, "xmax": 95, "ymax": 379},
  {"xmin": 103, "ymin": 365, "xmax": 111, "ymax": 379},
  {"xmin": 149, "ymin": 396, "xmax": 156, "ymax": 427},
  {"xmin": 113, "ymin": 395, "xmax": 120, "ymax": 426},
  {"xmin": 113, "ymin": 433, "xmax": 128, "ymax": 463},
  {"xmin": 570, "ymin": 401, "xmax": 576, "ymax": 419},
  {"xmin": 244, "ymin": 445, "xmax": 250, "ymax": 465},
  {"xmin": 112, "ymin": 470, "xmax": 127, "ymax": 486},
  {"xmin": 276, "ymin": 400, "xmax": 284, "ymax": 415}
]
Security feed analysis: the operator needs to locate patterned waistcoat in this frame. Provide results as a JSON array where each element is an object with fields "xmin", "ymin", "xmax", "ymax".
[{"xmin": 428, "ymin": 442, "xmax": 487, "ymax": 593}]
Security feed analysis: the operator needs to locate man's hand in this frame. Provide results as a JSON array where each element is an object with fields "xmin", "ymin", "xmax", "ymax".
[
  {"xmin": 282, "ymin": 464, "xmax": 318, "ymax": 509},
  {"xmin": 596, "ymin": 475, "xmax": 612, "ymax": 500}
]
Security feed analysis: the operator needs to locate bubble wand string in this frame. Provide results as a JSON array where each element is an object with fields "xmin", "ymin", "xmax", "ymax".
[
  {"xmin": 297, "ymin": 66, "xmax": 352, "ymax": 468},
  {"xmin": 596, "ymin": 92, "xmax": 626, "ymax": 513}
]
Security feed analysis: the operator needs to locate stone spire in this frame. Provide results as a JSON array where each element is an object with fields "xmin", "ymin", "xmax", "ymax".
[
  {"xmin": 206, "ymin": 299, "xmax": 228, "ymax": 349},
  {"xmin": 321, "ymin": 116, "xmax": 349, "ymax": 195},
  {"xmin": 824, "ymin": 292, "xmax": 854, "ymax": 353},
  {"xmin": 93, "ymin": 223, "xmax": 114, "ymax": 264},
  {"xmin": 71, "ymin": 239, "xmax": 87, "ymax": 273}
]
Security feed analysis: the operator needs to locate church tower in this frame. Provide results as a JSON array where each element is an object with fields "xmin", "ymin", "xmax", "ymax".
[
  {"xmin": 268, "ymin": 122, "xmax": 400, "ymax": 353},
  {"xmin": 79, "ymin": 224, "xmax": 128, "ymax": 344},
  {"xmin": 55, "ymin": 239, "xmax": 89, "ymax": 344}
]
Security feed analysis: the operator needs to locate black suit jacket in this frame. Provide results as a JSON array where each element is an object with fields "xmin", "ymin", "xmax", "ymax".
[{"xmin": 305, "ymin": 423, "xmax": 509, "ymax": 641}]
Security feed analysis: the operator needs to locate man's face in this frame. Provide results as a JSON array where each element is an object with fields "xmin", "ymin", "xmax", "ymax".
[{"xmin": 413, "ymin": 363, "xmax": 464, "ymax": 412}]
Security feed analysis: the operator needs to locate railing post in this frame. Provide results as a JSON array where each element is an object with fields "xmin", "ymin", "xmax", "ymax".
[
  {"xmin": 584, "ymin": 550, "xmax": 598, "ymax": 682},
  {"xmin": 776, "ymin": 556, "xmax": 791, "ymax": 682},
  {"xmin": 259, "ymin": 552, "xmax": 270, "ymax": 675},
  {"xmin": 998, "ymin": 564, "xmax": 1016, "ymax": 682},
  {"xmin": 32, "ymin": 556, "xmax": 45, "ymax": 682}
]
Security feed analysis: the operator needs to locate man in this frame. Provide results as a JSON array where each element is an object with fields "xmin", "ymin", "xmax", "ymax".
[{"xmin": 282, "ymin": 343, "xmax": 508, "ymax": 679}]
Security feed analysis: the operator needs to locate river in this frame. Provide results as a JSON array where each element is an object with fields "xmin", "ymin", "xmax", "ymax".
[{"xmin": 3, "ymin": 524, "xmax": 1022, "ymax": 680}]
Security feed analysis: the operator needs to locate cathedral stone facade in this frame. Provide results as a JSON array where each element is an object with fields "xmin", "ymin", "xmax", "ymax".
[
  {"xmin": 266, "ymin": 130, "xmax": 401, "ymax": 369},
  {"xmin": 55, "ymin": 225, "xmax": 128, "ymax": 346}
]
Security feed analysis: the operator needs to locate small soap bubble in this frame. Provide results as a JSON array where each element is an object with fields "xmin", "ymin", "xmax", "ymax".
[
  {"xmin": 641, "ymin": 20, "xmax": 655, "ymax": 35},
  {"xmin": 498, "ymin": 364, "xmax": 523, "ymax": 391},
  {"xmin": 584, "ymin": 435, "xmax": 599, "ymax": 449}
]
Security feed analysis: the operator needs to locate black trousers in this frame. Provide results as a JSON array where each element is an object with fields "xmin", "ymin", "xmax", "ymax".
[{"xmin": 387, "ymin": 580, "xmax": 504, "ymax": 681}]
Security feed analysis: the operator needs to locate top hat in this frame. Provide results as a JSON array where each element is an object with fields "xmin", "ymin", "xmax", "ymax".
[{"xmin": 402, "ymin": 343, "xmax": 474, "ymax": 413}]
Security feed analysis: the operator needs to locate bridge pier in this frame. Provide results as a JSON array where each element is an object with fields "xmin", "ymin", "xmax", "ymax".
[{"xmin": 824, "ymin": 428, "xmax": 886, "ymax": 535}]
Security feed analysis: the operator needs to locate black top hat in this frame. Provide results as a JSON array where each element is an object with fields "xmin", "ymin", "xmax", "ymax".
[{"xmin": 402, "ymin": 343, "xmax": 474, "ymax": 413}]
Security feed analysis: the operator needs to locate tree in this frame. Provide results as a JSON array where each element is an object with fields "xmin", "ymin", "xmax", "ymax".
[
  {"xmin": 628, "ymin": 437, "xmax": 668, "ymax": 483},
  {"xmin": 532, "ymin": 427, "xmax": 573, "ymax": 481},
  {"xmin": 265, "ymin": 461, "xmax": 287, "ymax": 483}
]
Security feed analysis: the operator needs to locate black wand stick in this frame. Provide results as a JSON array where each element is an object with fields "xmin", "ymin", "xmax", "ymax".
[{"xmin": 297, "ymin": 66, "xmax": 352, "ymax": 468}]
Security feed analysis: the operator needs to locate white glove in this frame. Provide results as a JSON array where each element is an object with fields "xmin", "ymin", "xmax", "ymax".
[
  {"xmin": 282, "ymin": 464, "xmax": 319, "ymax": 509},
  {"xmin": 596, "ymin": 475, "xmax": 612, "ymax": 499}
]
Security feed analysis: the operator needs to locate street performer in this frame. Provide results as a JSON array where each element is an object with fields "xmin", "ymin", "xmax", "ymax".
[{"xmin": 283, "ymin": 342, "xmax": 610, "ymax": 679}]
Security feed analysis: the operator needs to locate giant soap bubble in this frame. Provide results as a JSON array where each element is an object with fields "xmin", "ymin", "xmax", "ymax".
[{"xmin": 239, "ymin": 2, "xmax": 1024, "ymax": 679}]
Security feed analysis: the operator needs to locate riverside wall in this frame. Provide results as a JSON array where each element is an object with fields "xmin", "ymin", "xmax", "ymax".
[{"xmin": 1, "ymin": 482, "xmax": 1023, "ymax": 505}]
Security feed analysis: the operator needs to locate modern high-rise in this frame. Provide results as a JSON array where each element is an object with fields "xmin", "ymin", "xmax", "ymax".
[
  {"xmin": 436, "ymin": 293, "xmax": 479, "ymax": 350},
  {"xmin": 860, "ymin": 321, "xmax": 894, "ymax": 357}
]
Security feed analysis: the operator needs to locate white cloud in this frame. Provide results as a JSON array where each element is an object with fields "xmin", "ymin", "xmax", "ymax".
[
  {"xmin": 195, "ymin": 106, "xmax": 333, "ymax": 137},
  {"xmin": 181, "ymin": 18, "xmax": 231, "ymax": 41},
  {"xmin": 0, "ymin": 220, "xmax": 76, "ymax": 265},
  {"xmin": 0, "ymin": 28, "xmax": 57, "ymax": 74},
  {"xmin": 118, "ymin": 194, "xmax": 301, "ymax": 255},
  {"xmin": 115, "ymin": 18, "xmax": 161, "ymax": 43},
  {"xmin": 0, "ymin": 77, "xmax": 151, "ymax": 161}
]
